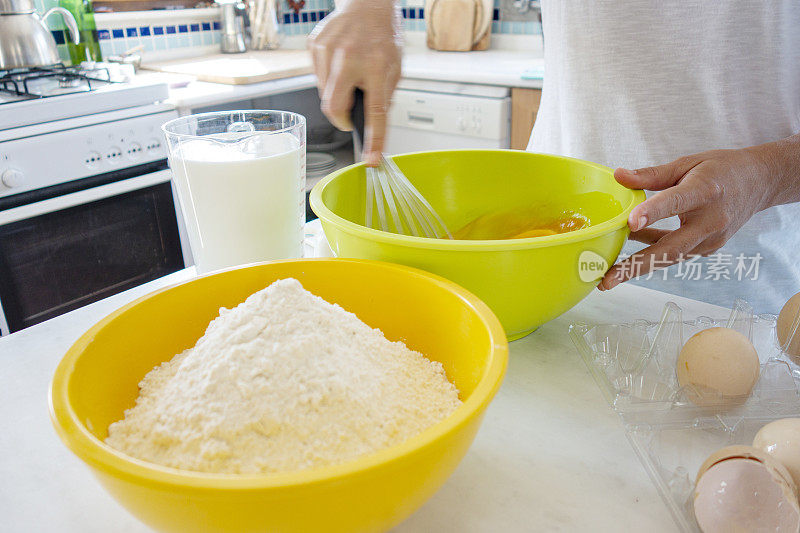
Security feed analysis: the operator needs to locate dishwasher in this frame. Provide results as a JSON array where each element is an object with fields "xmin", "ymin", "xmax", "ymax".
[{"xmin": 384, "ymin": 79, "xmax": 511, "ymax": 154}]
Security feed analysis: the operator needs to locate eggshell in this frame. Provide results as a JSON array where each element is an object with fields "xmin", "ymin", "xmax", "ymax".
[
  {"xmin": 694, "ymin": 446, "xmax": 800, "ymax": 533},
  {"xmin": 754, "ymin": 418, "xmax": 800, "ymax": 488},
  {"xmin": 676, "ymin": 327, "xmax": 760, "ymax": 407},
  {"xmin": 778, "ymin": 292, "xmax": 800, "ymax": 360}
]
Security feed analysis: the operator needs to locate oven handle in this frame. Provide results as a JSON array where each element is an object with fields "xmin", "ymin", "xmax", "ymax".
[{"xmin": 0, "ymin": 170, "xmax": 173, "ymax": 225}]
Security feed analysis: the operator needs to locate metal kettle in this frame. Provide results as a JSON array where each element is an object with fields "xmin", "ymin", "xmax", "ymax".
[
  {"xmin": 218, "ymin": 0, "xmax": 247, "ymax": 54},
  {"xmin": 0, "ymin": 0, "xmax": 80, "ymax": 69}
]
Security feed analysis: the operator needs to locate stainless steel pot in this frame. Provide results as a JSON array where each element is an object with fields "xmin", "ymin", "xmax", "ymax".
[{"xmin": 0, "ymin": 2, "xmax": 80, "ymax": 69}]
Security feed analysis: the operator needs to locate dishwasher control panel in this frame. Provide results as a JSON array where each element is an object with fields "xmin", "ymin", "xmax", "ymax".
[{"xmin": 388, "ymin": 88, "xmax": 510, "ymax": 140}]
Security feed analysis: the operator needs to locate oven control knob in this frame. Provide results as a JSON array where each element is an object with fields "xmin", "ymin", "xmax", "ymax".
[{"xmin": 1, "ymin": 168, "xmax": 24, "ymax": 189}]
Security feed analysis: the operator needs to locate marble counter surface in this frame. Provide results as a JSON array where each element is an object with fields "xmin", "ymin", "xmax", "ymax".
[{"xmin": 0, "ymin": 253, "xmax": 731, "ymax": 531}]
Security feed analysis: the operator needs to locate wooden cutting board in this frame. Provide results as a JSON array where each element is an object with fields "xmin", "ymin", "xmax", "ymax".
[
  {"xmin": 141, "ymin": 50, "xmax": 313, "ymax": 85},
  {"xmin": 425, "ymin": 0, "xmax": 492, "ymax": 51}
]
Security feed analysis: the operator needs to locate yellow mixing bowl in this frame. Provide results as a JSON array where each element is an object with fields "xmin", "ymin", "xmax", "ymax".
[
  {"xmin": 310, "ymin": 150, "xmax": 646, "ymax": 340},
  {"xmin": 49, "ymin": 258, "xmax": 507, "ymax": 533}
]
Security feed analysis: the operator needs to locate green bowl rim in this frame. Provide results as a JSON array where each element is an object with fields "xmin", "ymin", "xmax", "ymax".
[
  {"xmin": 48, "ymin": 258, "xmax": 509, "ymax": 491},
  {"xmin": 309, "ymin": 149, "xmax": 647, "ymax": 251}
]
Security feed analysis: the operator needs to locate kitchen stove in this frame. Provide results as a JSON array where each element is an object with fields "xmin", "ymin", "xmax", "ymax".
[
  {"xmin": 0, "ymin": 63, "xmax": 170, "ymax": 131},
  {"xmin": 0, "ymin": 66, "xmax": 191, "ymax": 334},
  {"xmin": 0, "ymin": 63, "xmax": 175, "ymax": 198}
]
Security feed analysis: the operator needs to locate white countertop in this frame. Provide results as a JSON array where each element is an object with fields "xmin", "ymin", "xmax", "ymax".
[
  {"xmin": 0, "ymin": 251, "xmax": 733, "ymax": 532},
  {"xmin": 140, "ymin": 71, "xmax": 319, "ymax": 112},
  {"xmin": 145, "ymin": 38, "xmax": 542, "ymax": 111},
  {"xmin": 402, "ymin": 47, "xmax": 543, "ymax": 89}
]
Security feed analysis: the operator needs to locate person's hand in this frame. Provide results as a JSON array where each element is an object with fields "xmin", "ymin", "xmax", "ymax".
[
  {"xmin": 598, "ymin": 147, "xmax": 777, "ymax": 291},
  {"xmin": 308, "ymin": 0, "xmax": 402, "ymax": 166}
]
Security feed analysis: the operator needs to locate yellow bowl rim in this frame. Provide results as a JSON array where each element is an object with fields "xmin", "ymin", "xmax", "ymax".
[
  {"xmin": 49, "ymin": 258, "xmax": 509, "ymax": 491},
  {"xmin": 309, "ymin": 149, "xmax": 646, "ymax": 251}
]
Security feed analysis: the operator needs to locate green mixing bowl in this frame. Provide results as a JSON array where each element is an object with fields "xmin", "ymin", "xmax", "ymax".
[{"xmin": 310, "ymin": 150, "xmax": 645, "ymax": 340}]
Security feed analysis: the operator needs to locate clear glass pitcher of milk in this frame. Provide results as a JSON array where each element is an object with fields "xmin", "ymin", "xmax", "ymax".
[{"xmin": 163, "ymin": 111, "xmax": 305, "ymax": 273}]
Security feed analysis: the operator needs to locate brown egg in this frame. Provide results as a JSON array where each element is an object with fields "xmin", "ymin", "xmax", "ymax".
[
  {"xmin": 676, "ymin": 327, "xmax": 760, "ymax": 407},
  {"xmin": 693, "ymin": 446, "xmax": 800, "ymax": 533},
  {"xmin": 754, "ymin": 418, "xmax": 800, "ymax": 488},
  {"xmin": 778, "ymin": 292, "xmax": 800, "ymax": 361}
]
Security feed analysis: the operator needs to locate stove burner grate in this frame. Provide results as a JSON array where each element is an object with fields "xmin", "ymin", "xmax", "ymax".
[{"xmin": 0, "ymin": 64, "xmax": 115, "ymax": 104}]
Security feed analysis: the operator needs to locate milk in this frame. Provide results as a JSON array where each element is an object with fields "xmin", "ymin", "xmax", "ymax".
[{"xmin": 169, "ymin": 131, "xmax": 304, "ymax": 273}]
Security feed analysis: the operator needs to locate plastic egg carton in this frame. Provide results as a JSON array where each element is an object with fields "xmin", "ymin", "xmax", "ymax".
[{"xmin": 569, "ymin": 299, "xmax": 800, "ymax": 532}]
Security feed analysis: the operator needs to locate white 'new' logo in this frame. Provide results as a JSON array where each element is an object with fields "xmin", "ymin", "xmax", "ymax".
[{"xmin": 578, "ymin": 250, "xmax": 609, "ymax": 282}]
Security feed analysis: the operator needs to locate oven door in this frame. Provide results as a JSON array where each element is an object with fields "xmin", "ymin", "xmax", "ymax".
[{"xmin": 0, "ymin": 169, "xmax": 190, "ymax": 335}]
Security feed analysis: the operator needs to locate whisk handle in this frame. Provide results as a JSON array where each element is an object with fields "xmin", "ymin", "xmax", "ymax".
[{"xmin": 350, "ymin": 88, "xmax": 367, "ymax": 147}]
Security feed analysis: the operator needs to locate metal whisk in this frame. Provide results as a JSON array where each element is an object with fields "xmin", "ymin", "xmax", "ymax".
[{"xmin": 351, "ymin": 89, "xmax": 453, "ymax": 239}]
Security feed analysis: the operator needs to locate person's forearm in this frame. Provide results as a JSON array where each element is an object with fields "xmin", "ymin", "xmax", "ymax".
[{"xmin": 748, "ymin": 132, "xmax": 800, "ymax": 208}]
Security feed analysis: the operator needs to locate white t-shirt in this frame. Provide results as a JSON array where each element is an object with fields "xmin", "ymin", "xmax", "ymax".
[{"xmin": 528, "ymin": 1, "xmax": 800, "ymax": 313}]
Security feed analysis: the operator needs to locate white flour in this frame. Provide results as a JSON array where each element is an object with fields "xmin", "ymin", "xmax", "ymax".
[{"xmin": 106, "ymin": 278, "xmax": 461, "ymax": 475}]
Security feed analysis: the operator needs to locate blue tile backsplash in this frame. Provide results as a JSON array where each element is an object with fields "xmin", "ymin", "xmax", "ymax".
[
  {"xmin": 400, "ymin": 1, "xmax": 541, "ymax": 35},
  {"xmin": 275, "ymin": 0, "xmax": 539, "ymax": 37},
  {"xmin": 31, "ymin": 0, "xmax": 537, "ymax": 67}
]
